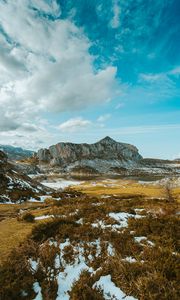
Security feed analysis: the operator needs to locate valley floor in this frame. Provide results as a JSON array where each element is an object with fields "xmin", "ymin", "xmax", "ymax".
[{"xmin": 0, "ymin": 178, "xmax": 179, "ymax": 300}]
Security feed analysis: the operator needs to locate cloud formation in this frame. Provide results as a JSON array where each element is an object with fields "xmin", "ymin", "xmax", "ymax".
[
  {"xmin": 110, "ymin": 0, "xmax": 121, "ymax": 28},
  {"xmin": 0, "ymin": 0, "xmax": 117, "ymax": 133},
  {"xmin": 97, "ymin": 114, "xmax": 111, "ymax": 123},
  {"xmin": 58, "ymin": 117, "xmax": 92, "ymax": 133}
]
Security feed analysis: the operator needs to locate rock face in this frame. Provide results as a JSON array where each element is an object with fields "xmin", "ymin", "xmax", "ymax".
[{"xmin": 37, "ymin": 136, "xmax": 142, "ymax": 173}]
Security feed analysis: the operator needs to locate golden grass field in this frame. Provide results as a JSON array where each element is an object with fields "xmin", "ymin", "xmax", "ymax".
[
  {"xmin": 0, "ymin": 202, "xmax": 50, "ymax": 264},
  {"xmin": 73, "ymin": 179, "xmax": 167, "ymax": 198},
  {"xmin": 172, "ymin": 187, "xmax": 180, "ymax": 203}
]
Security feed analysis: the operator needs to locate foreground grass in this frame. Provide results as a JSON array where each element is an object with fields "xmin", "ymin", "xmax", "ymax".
[
  {"xmin": 0, "ymin": 179, "xmax": 179, "ymax": 299},
  {"xmin": 172, "ymin": 187, "xmax": 180, "ymax": 203},
  {"xmin": 0, "ymin": 202, "xmax": 50, "ymax": 264},
  {"xmin": 0, "ymin": 218, "xmax": 34, "ymax": 265}
]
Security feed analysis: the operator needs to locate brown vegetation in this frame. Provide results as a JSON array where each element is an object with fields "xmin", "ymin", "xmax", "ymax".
[{"xmin": 0, "ymin": 179, "xmax": 179, "ymax": 299}]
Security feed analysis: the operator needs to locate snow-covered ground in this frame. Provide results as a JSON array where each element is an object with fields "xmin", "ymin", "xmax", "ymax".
[
  {"xmin": 109, "ymin": 212, "xmax": 144, "ymax": 228},
  {"xmin": 139, "ymin": 176, "xmax": 180, "ymax": 188},
  {"xmin": 34, "ymin": 215, "xmax": 54, "ymax": 220},
  {"xmin": 30, "ymin": 238, "xmax": 137, "ymax": 300},
  {"xmin": 41, "ymin": 179, "xmax": 83, "ymax": 190},
  {"xmin": 92, "ymin": 211, "xmax": 144, "ymax": 231},
  {"xmin": 93, "ymin": 275, "xmax": 137, "ymax": 300}
]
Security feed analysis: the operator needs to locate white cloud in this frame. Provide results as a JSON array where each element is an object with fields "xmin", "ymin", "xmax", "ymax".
[
  {"xmin": 58, "ymin": 117, "xmax": 92, "ymax": 133},
  {"xmin": 30, "ymin": 0, "xmax": 60, "ymax": 16},
  {"xmin": 138, "ymin": 70, "xmax": 180, "ymax": 101},
  {"xmin": 115, "ymin": 102, "xmax": 124, "ymax": 109},
  {"xmin": 97, "ymin": 114, "xmax": 111, "ymax": 123},
  {"xmin": 101, "ymin": 124, "xmax": 180, "ymax": 135},
  {"xmin": 0, "ymin": 125, "xmax": 52, "ymax": 150},
  {"xmin": 0, "ymin": 0, "xmax": 118, "ymax": 135},
  {"xmin": 172, "ymin": 152, "xmax": 180, "ymax": 160},
  {"xmin": 139, "ymin": 73, "xmax": 162, "ymax": 82},
  {"xmin": 110, "ymin": 0, "xmax": 121, "ymax": 28},
  {"xmin": 169, "ymin": 66, "xmax": 180, "ymax": 76}
]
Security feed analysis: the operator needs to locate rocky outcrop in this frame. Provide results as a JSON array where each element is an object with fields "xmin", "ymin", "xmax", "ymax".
[
  {"xmin": 37, "ymin": 136, "xmax": 142, "ymax": 173},
  {"xmin": 36, "ymin": 137, "xmax": 180, "ymax": 176}
]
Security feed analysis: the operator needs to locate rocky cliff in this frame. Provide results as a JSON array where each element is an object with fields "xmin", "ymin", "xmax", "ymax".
[{"xmin": 37, "ymin": 136, "xmax": 142, "ymax": 173}]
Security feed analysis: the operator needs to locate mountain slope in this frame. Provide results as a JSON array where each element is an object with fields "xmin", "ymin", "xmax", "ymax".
[
  {"xmin": 0, "ymin": 150, "xmax": 48, "ymax": 203},
  {"xmin": 0, "ymin": 145, "xmax": 34, "ymax": 161}
]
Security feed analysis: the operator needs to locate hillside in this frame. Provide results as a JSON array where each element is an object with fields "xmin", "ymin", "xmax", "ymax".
[
  {"xmin": 0, "ymin": 150, "xmax": 48, "ymax": 203},
  {"xmin": 0, "ymin": 145, "xmax": 34, "ymax": 161}
]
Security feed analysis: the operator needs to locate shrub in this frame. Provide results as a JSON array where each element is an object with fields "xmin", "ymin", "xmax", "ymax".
[{"xmin": 20, "ymin": 212, "xmax": 35, "ymax": 223}]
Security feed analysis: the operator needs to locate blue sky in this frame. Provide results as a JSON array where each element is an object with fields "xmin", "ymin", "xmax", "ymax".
[{"xmin": 0, "ymin": 0, "xmax": 179, "ymax": 158}]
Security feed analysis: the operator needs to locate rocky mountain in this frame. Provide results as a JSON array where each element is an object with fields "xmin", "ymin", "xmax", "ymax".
[
  {"xmin": 36, "ymin": 137, "xmax": 180, "ymax": 176},
  {"xmin": 37, "ymin": 136, "xmax": 142, "ymax": 174},
  {"xmin": 0, "ymin": 145, "xmax": 34, "ymax": 161},
  {"xmin": 0, "ymin": 150, "xmax": 48, "ymax": 203}
]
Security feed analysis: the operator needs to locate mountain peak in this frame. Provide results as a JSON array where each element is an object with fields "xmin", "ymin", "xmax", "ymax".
[{"xmin": 99, "ymin": 136, "xmax": 116, "ymax": 144}]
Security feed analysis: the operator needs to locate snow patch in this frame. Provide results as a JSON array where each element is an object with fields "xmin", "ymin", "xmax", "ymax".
[
  {"xmin": 109, "ymin": 212, "xmax": 144, "ymax": 228},
  {"xmin": 41, "ymin": 179, "xmax": 83, "ymax": 190},
  {"xmin": 134, "ymin": 236, "xmax": 155, "ymax": 246},
  {"xmin": 93, "ymin": 275, "xmax": 137, "ymax": 300},
  {"xmin": 35, "ymin": 215, "xmax": 54, "ymax": 220},
  {"xmin": 56, "ymin": 239, "xmax": 96, "ymax": 299},
  {"xmin": 122, "ymin": 256, "xmax": 137, "ymax": 263},
  {"xmin": 33, "ymin": 282, "xmax": 42, "ymax": 300}
]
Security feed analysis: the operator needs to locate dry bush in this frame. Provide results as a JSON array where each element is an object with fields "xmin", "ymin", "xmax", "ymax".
[
  {"xmin": 37, "ymin": 241, "xmax": 60, "ymax": 300},
  {"xmin": 0, "ymin": 240, "xmax": 38, "ymax": 300},
  {"xmin": 70, "ymin": 270, "xmax": 104, "ymax": 300},
  {"xmin": 31, "ymin": 217, "xmax": 81, "ymax": 242},
  {"xmin": 62, "ymin": 244, "xmax": 76, "ymax": 265},
  {"xmin": 109, "ymin": 230, "xmax": 142, "ymax": 257},
  {"xmin": 128, "ymin": 214, "xmax": 180, "ymax": 251},
  {"xmin": 18, "ymin": 212, "xmax": 35, "ymax": 223}
]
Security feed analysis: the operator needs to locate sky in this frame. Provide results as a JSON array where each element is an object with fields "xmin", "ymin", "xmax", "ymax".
[{"xmin": 0, "ymin": 0, "xmax": 179, "ymax": 159}]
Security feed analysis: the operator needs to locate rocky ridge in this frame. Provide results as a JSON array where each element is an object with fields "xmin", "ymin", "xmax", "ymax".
[
  {"xmin": 37, "ymin": 136, "xmax": 142, "ymax": 173},
  {"xmin": 0, "ymin": 145, "xmax": 34, "ymax": 161},
  {"xmin": 36, "ymin": 136, "xmax": 180, "ymax": 176}
]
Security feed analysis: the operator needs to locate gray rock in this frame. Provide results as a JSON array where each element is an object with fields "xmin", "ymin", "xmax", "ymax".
[{"xmin": 37, "ymin": 136, "xmax": 142, "ymax": 173}]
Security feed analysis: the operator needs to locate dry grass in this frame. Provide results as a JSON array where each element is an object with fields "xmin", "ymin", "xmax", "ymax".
[
  {"xmin": 0, "ymin": 178, "xmax": 179, "ymax": 299},
  {"xmin": 0, "ymin": 218, "xmax": 34, "ymax": 264},
  {"xmin": 73, "ymin": 179, "xmax": 166, "ymax": 198},
  {"xmin": 172, "ymin": 187, "xmax": 180, "ymax": 203},
  {"xmin": 0, "ymin": 202, "xmax": 52, "ymax": 264}
]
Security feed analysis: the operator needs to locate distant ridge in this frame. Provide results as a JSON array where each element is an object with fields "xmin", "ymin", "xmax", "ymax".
[{"xmin": 0, "ymin": 145, "xmax": 34, "ymax": 161}]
